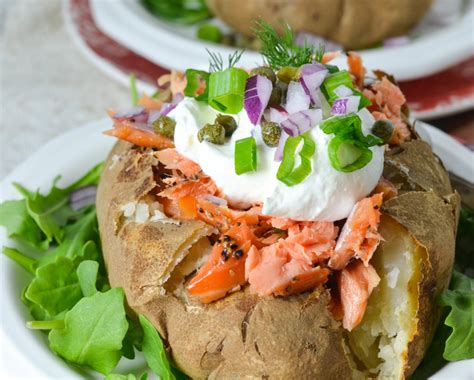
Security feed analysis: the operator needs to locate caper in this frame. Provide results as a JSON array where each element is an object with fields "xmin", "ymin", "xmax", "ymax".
[
  {"xmin": 261, "ymin": 121, "xmax": 281, "ymax": 147},
  {"xmin": 153, "ymin": 116, "xmax": 176, "ymax": 139},
  {"xmin": 268, "ymin": 86, "xmax": 282, "ymax": 107},
  {"xmin": 198, "ymin": 123, "xmax": 225, "ymax": 145},
  {"xmin": 215, "ymin": 114, "xmax": 237, "ymax": 137},
  {"xmin": 371, "ymin": 120, "xmax": 394, "ymax": 144},
  {"xmin": 276, "ymin": 66, "xmax": 300, "ymax": 83},
  {"xmin": 250, "ymin": 66, "xmax": 276, "ymax": 84}
]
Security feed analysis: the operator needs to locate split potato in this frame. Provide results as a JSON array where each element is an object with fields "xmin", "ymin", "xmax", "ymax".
[
  {"xmin": 96, "ymin": 138, "xmax": 459, "ymax": 379},
  {"xmin": 205, "ymin": 0, "xmax": 433, "ymax": 50}
]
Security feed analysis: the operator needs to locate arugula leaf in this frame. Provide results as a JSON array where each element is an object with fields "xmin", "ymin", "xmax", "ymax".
[
  {"xmin": 455, "ymin": 208, "xmax": 474, "ymax": 273},
  {"xmin": 25, "ymin": 256, "xmax": 83, "ymax": 317},
  {"xmin": 122, "ymin": 317, "xmax": 144, "ymax": 360},
  {"xmin": 76, "ymin": 260, "xmax": 99, "ymax": 297},
  {"xmin": 37, "ymin": 210, "xmax": 99, "ymax": 268},
  {"xmin": 21, "ymin": 285, "xmax": 48, "ymax": 321},
  {"xmin": 3, "ymin": 246, "xmax": 36, "ymax": 274},
  {"xmin": 439, "ymin": 271, "xmax": 474, "ymax": 361},
  {"xmin": 49, "ymin": 287, "xmax": 128, "ymax": 374},
  {"xmin": 10, "ymin": 163, "xmax": 102, "ymax": 245},
  {"xmin": 410, "ymin": 312, "xmax": 451, "ymax": 380},
  {"xmin": 105, "ymin": 373, "xmax": 148, "ymax": 380},
  {"xmin": 0, "ymin": 200, "xmax": 48, "ymax": 251},
  {"xmin": 139, "ymin": 315, "xmax": 176, "ymax": 380}
]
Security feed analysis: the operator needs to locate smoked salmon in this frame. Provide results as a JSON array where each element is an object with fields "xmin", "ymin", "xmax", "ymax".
[
  {"xmin": 329, "ymin": 193, "xmax": 383, "ymax": 270},
  {"xmin": 105, "ymin": 124, "xmax": 174, "ymax": 150},
  {"xmin": 187, "ymin": 222, "xmax": 253, "ymax": 303},
  {"xmin": 338, "ymin": 260, "xmax": 380, "ymax": 331},
  {"xmin": 246, "ymin": 241, "xmax": 330, "ymax": 296},
  {"xmin": 363, "ymin": 76, "xmax": 411, "ymax": 145}
]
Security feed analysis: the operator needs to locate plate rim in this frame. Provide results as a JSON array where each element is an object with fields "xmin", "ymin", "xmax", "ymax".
[{"xmin": 0, "ymin": 118, "xmax": 473, "ymax": 378}]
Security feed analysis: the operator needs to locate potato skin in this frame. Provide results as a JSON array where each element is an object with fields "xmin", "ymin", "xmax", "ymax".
[
  {"xmin": 382, "ymin": 192, "xmax": 459, "ymax": 377},
  {"xmin": 381, "ymin": 139, "xmax": 460, "ymax": 377},
  {"xmin": 206, "ymin": 0, "xmax": 432, "ymax": 49},
  {"xmin": 97, "ymin": 137, "xmax": 459, "ymax": 379}
]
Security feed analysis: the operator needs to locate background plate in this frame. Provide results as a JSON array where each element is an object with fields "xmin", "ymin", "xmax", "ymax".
[
  {"xmin": 90, "ymin": 0, "xmax": 474, "ymax": 80},
  {"xmin": 64, "ymin": 0, "xmax": 474, "ymax": 120},
  {"xmin": 1, "ymin": 118, "xmax": 473, "ymax": 378}
]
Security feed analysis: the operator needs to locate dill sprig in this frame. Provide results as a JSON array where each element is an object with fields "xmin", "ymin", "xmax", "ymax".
[
  {"xmin": 207, "ymin": 49, "xmax": 245, "ymax": 72},
  {"xmin": 254, "ymin": 20, "xmax": 325, "ymax": 69}
]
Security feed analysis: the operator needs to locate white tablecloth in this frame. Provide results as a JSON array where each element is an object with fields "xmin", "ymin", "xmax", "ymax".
[{"xmin": 0, "ymin": 0, "xmax": 129, "ymax": 180}]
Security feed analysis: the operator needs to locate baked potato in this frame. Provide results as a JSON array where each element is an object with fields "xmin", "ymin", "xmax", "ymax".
[
  {"xmin": 205, "ymin": 0, "xmax": 433, "ymax": 49},
  {"xmin": 97, "ymin": 137, "xmax": 459, "ymax": 379}
]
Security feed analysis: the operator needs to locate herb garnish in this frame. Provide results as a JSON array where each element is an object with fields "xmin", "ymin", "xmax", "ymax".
[
  {"xmin": 254, "ymin": 20, "xmax": 324, "ymax": 70},
  {"xmin": 207, "ymin": 48, "xmax": 245, "ymax": 73}
]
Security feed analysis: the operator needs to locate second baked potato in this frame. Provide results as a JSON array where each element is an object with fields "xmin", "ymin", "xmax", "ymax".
[{"xmin": 205, "ymin": 0, "xmax": 433, "ymax": 49}]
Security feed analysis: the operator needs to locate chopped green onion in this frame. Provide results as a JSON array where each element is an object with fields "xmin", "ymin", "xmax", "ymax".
[
  {"xmin": 277, "ymin": 134, "xmax": 316, "ymax": 186},
  {"xmin": 328, "ymin": 136, "xmax": 372, "ymax": 172},
  {"xmin": 320, "ymin": 70, "xmax": 353, "ymax": 104},
  {"xmin": 235, "ymin": 137, "xmax": 257, "ymax": 175},
  {"xmin": 321, "ymin": 114, "xmax": 383, "ymax": 147},
  {"xmin": 324, "ymin": 64, "xmax": 340, "ymax": 74},
  {"xmin": 197, "ymin": 23, "xmax": 222, "ymax": 43},
  {"xmin": 184, "ymin": 69, "xmax": 210, "ymax": 101},
  {"xmin": 208, "ymin": 68, "xmax": 249, "ymax": 114},
  {"xmin": 129, "ymin": 74, "xmax": 139, "ymax": 105}
]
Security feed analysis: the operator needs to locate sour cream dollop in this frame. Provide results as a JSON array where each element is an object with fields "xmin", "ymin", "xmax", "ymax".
[{"xmin": 169, "ymin": 98, "xmax": 383, "ymax": 222}]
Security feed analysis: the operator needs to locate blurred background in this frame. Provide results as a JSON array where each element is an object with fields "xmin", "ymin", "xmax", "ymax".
[{"xmin": 1, "ymin": 0, "xmax": 473, "ymax": 178}]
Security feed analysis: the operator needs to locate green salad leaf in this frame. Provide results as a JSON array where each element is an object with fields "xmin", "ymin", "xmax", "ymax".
[
  {"xmin": 122, "ymin": 317, "xmax": 144, "ymax": 360},
  {"xmin": 455, "ymin": 208, "xmax": 474, "ymax": 273},
  {"xmin": 0, "ymin": 163, "xmax": 102, "ymax": 250},
  {"xmin": 140, "ymin": 0, "xmax": 211, "ymax": 25},
  {"xmin": 439, "ymin": 271, "xmax": 474, "ymax": 361},
  {"xmin": 140, "ymin": 315, "xmax": 177, "ymax": 380},
  {"xmin": 49, "ymin": 288, "xmax": 128, "ymax": 374},
  {"xmin": 37, "ymin": 209, "xmax": 100, "ymax": 267},
  {"xmin": 412, "ymin": 270, "xmax": 474, "ymax": 379},
  {"xmin": 25, "ymin": 256, "xmax": 83, "ymax": 317},
  {"xmin": 0, "ymin": 160, "xmax": 192, "ymax": 377},
  {"xmin": 3, "ymin": 246, "xmax": 36, "ymax": 274},
  {"xmin": 0, "ymin": 200, "xmax": 48, "ymax": 251},
  {"xmin": 105, "ymin": 373, "xmax": 148, "ymax": 380},
  {"xmin": 76, "ymin": 260, "xmax": 99, "ymax": 297}
]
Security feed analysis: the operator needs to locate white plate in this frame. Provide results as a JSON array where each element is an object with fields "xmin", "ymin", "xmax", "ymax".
[
  {"xmin": 0, "ymin": 119, "xmax": 473, "ymax": 378},
  {"xmin": 90, "ymin": 0, "xmax": 474, "ymax": 81}
]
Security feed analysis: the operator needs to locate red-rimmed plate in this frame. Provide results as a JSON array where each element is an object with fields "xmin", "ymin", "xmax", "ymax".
[{"xmin": 63, "ymin": 0, "xmax": 474, "ymax": 120}]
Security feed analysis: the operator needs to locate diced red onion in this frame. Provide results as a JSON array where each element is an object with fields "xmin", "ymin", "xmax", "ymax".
[
  {"xmin": 331, "ymin": 96, "xmax": 360, "ymax": 116},
  {"xmin": 383, "ymin": 36, "xmax": 410, "ymax": 48},
  {"xmin": 295, "ymin": 32, "xmax": 343, "ymax": 52},
  {"xmin": 147, "ymin": 109, "xmax": 161, "ymax": 124},
  {"xmin": 160, "ymin": 103, "xmax": 177, "ymax": 117},
  {"xmin": 172, "ymin": 93, "xmax": 184, "ymax": 104},
  {"xmin": 300, "ymin": 63, "xmax": 328, "ymax": 105},
  {"xmin": 204, "ymin": 195, "xmax": 227, "ymax": 206},
  {"xmin": 244, "ymin": 75, "xmax": 273, "ymax": 125},
  {"xmin": 265, "ymin": 105, "xmax": 289, "ymax": 124},
  {"xmin": 285, "ymin": 81, "xmax": 310, "ymax": 114},
  {"xmin": 274, "ymin": 131, "xmax": 289, "ymax": 162},
  {"xmin": 69, "ymin": 185, "xmax": 97, "ymax": 211},
  {"xmin": 334, "ymin": 85, "xmax": 353, "ymax": 98},
  {"xmin": 113, "ymin": 106, "xmax": 148, "ymax": 123},
  {"xmin": 280, "ymin": 109, "xmax": 322, "ymax": 137}
]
